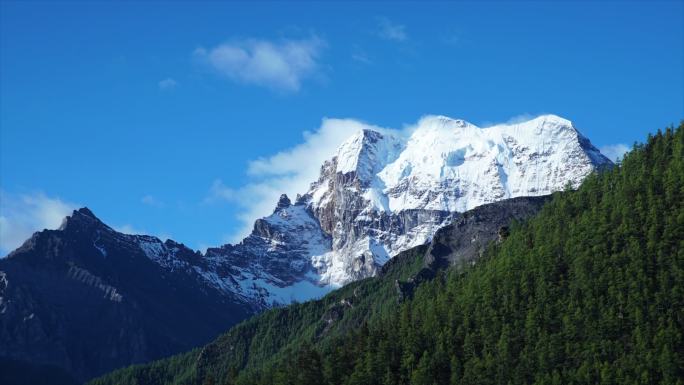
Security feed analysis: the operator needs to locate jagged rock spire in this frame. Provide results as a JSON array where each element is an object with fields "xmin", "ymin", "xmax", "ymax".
[
  {"xmin": 274, "ymin": 194, "xmax": 292, "ymax": 213},
  {"xmin": 58, "ymin": 207, "xmax": 107, "ymax": 231}
]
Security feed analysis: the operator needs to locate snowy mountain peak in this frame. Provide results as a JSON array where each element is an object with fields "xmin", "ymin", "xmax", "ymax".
[
  {"xmin": 490, "ymin": 114, "xmax": 581, "ymax": 141},
  {"xmin": 532, "ymin": 113, "xmax": 574, "ymax": 127},
  {"xmin": 415, "ymin": 115, "xmax": 477, "ymax": 131},
  {"xmin": 44, "ymin": 114, "xmax": 611, "ymax": 310},
  {"xmin": 290, "ymin": 113, "xmax": 613, "ymax": 286},
  {"xmin": 334, "ymin": 128, "xmax": 404, "ymax": 185}
]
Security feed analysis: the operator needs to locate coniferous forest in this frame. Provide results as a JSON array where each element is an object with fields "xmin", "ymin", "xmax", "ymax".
[{"xmin": 91, "ymin": 124, "xmax": 683, "ymax": 385}]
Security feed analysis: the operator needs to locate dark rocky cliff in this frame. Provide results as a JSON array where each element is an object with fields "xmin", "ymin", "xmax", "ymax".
[{"xmin": 0, "ymin": 208, "xmax": 253, "ymax": 382}]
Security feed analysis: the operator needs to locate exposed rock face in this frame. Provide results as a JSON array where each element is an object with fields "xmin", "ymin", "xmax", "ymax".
[
  {"xmin": 201, "ymin": 114, "xmax": 611, "ymax": 306},
  {"xmin": 274, "ymin": 194, "xmax": 292, "ymax": 212},
  {"xmin": 391, "ymin": 196, "xmax": 550, "ymax": 301},
  {"xmin": 301, "ymin": 115, "xmax": 610, "ymax": 287},
  {"xmin": 153, "ymin": 114, "xmax": 615, "ymax": 312},
  {"xmin": 201, "ymin": 200, "xmax": 334, "ymax": 309},
  {"xmin": 422, "ymin": 196, "xmax": 549, "ymax": 269},
  {"xmin": 0, "ymin": 208, "xmax": 253, "ymax": 382}
]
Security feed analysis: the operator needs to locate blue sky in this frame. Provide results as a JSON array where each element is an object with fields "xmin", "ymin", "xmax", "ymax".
[{"xmin": 1, "ymin": 1, "xmax": 683, "ymax": 254}]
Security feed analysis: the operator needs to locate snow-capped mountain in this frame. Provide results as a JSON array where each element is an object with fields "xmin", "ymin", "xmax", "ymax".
[
  {"xmin": 0, "ymin": 113, "xmax": 612, "ymax": 381},
  {"xmin": 2, "ymin": 114, "xmax": 612, "ymax": 313},
  {"xmin": 195, "ymin": 114, "xmax": 612, "ymax": 306}
]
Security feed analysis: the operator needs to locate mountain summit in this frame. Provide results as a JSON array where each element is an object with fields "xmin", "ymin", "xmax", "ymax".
[
  {"xmin": 3, "ymin": 115, "xmax": 611, "ymax": 312},
  {"xmin": 202, "ymin": 114, "xmax": 612, "ymax": 305}
]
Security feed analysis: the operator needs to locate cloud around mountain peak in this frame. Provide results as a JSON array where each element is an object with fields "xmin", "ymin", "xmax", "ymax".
[{"xmin": 207, "ymin": 113, "xmax": 594, "ymax": 243}]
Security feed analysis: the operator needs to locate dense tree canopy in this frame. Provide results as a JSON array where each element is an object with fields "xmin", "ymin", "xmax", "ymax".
[{"xmin": 92, "ymin": 123, "xmax": 683, "ymax": 385}]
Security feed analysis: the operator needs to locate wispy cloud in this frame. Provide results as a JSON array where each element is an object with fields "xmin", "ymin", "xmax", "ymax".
[
  {"xmin": 141, "ymin": 195, "xmax": 164, "ymax": 208},
  {"xmin": 503, "ymin": 113, "xmax": 537, "ymax": 125},
  {"xmin": 209, "ymin": 112, "xmax": 613, "ymax": 242},
  {"xmin": 351, "ymin": 50, "xmax": 372, "ymax": 65},
  {"xmin": 206, "ymin": 118, "xmax": 390, "ymax": 242},
  {"xmin": 158, "ymin": 77, "xmax": 178, "ymax": 90},
  {"xmin": 113, "ymin": 223, "xmax": 172, "ymax": 242},
  {"xmin": 0, "ymin": 190, "xmax": 79, "ymax": 255},
  {"xmin": 599, "ymin": 143, "xmax": 630, "ymax": 162},
  {"xmin": 478, "ymin": 113, "xmax": 546, "ymax": 127},
  {"xmin": 194, "ymin": 36, "xmax": 325, "ymax": 92},
  {"xmin": 377, "ymin": 17, "xmax": 407, "ymax": 42},
  {"xmin": 113, "ymin": 224, "xmax": 145, "ymax": 235}
]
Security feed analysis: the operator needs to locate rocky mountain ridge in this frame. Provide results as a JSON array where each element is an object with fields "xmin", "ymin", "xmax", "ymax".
[
  {"xmin": 0, "ymin": 208, "xmax": 253, "ymax": 382},
  {"xmin": 2, "ymin": 115, "xmax": 612, "ymax": 314}
]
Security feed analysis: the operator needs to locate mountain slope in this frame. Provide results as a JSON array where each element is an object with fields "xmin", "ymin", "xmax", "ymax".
[
  {"xmin": 0, "ymin": 209, "xmax": 254, "ymax": 382},
  {"xmin": 86, "ymin": 195, "xmax": 552, "ymax": 385},
  {"xmin": 91, "ymin": 123, "xmax": 683, "ymax": 385}
]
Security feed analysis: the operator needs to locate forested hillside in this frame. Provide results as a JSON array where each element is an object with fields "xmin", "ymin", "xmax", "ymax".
[{"xmin": 92, "ymin": 124, "xmax": 683, "ymax": 385}]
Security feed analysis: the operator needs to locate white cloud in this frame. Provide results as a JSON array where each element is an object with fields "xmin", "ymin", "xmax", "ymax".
[
  {"xmin": 207, "ymin": 118, "xmax": 390, "ymax": 242},
  {"xmin": 194, "ymin": 36, "xmax": 325, "ymax": 92},
  {"xmin": 478, "ymin": 113, "xmax": 539, "ymax": 127},
  {"xmin": 503, "ymin": 113, "xmax": 536, "ymax": 125},
  {"xmin": 599, "ymin": 143, "xmax": 630, "ymax": 162},
  {"xmin": 0, "ymin": 191, "xmax": 79, "ymax": 255},
  {"xmin": 141, "ymin": 195, "xmax": 164, "ymax": 207},
  {"xmin": 158, "ymin": 77, "xmax": 178, "ymax": 90},
  {"xmin": 377, "ymin": 17, "xmax": 407, "ymax": 42},
  {"xmin": 113, "ymin": 224, "xmax": 171, "ymax": 243},
  {"xmin": 209, "ymin": 112, "xmax": 581, "ymax": 243},
  {"xmin": 113, "ymin": 224, "xmax": 146, "ymax": 235}
]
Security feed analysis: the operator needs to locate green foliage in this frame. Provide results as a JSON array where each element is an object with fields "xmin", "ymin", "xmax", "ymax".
[
  {"xmin": 90, "ymin": 242, "xmax": 428, "ymax": 385},
  {"xmin": 91, "ymin": 123, "xmax": 684, "ymax": 385},
  {"xmin": 88, "ymin": 349, "xmax": 200, "ymax": 385}
]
